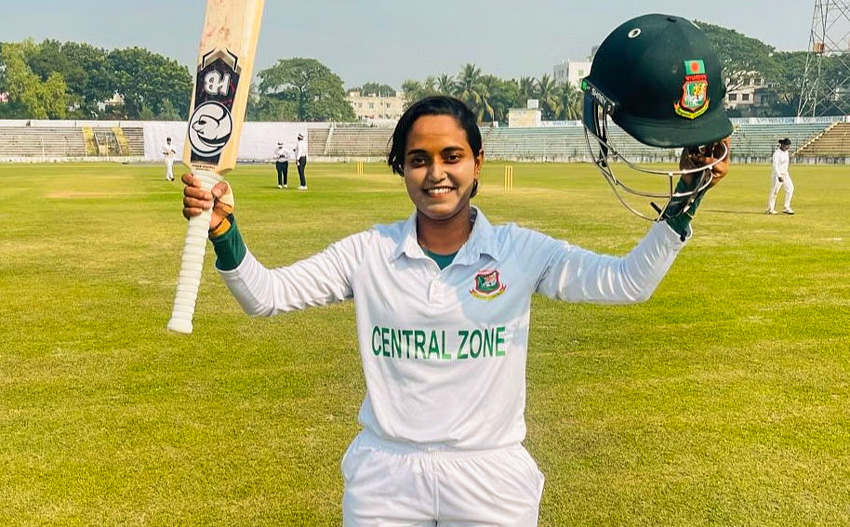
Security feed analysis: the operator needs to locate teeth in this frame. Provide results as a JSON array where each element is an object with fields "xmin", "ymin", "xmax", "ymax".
[{"xmin": 427, "ymin": 187, "xmax": 453, "ymax": 195}]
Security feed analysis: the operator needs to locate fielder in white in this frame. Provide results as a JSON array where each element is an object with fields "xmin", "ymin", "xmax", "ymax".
[
  {"xmin": 766, "ymin": 137, "xmax": 795, "ymax": 215},
  {"xmin": 162, "ymin": 137, "xmax": 177, "ymax": 182}
]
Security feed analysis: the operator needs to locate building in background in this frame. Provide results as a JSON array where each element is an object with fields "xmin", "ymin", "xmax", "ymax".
[
  {"xmin": 724, "ymin": 73, "xmax": 773, "ymax": 115},
  {"xmin": 554, "ymin": 47, "xmax": 597, "ymax": 88},
  {"xmin": 347, "ymin": 91, "xmax": 405, "ymax": 123},
  {"xmin": 508, "ymin": 99, "xmax": 542, "ymax": 127},
  {"xmin": 553, "ymin": 60, "xmax": 593, "ymax": 87}
]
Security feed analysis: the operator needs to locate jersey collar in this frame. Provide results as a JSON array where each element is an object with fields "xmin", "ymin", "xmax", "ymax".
[{"xmin": 392, "ymin": 206, "xmax": 501, "ymax": 264}]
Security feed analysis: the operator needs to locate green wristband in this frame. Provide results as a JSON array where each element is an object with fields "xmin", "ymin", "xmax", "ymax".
[{"xmin": 210, "ymin": 216, "xmax": 247, "ymax": 270}]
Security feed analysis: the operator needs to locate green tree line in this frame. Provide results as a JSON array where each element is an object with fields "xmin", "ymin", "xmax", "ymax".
[
  {"xmin": 401, "ymin": 65, "xmax": 582, "ymax": 123},
  {"xmin": 2, "ymin": 24, "xmax": 849, "ymax": 122},
  {"xmin": 0, "ymin": 39, "xmax": 191, "ymax": 120}
]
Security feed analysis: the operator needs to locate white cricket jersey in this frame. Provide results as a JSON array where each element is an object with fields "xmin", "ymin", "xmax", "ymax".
[
  {"xmin": 274, "ymin": 146, "xmax": 290, "ymax": 161},
  {"xmin": 771, "ymin": 148, "xmax": 789, "ymax": 178},
  {"xmin": 295, "ymin": 139, "xmax": 307, "ymax": 159},
  {"xmin": 218, "ymin": 208, "xmax": 686, "ymax": 449}
]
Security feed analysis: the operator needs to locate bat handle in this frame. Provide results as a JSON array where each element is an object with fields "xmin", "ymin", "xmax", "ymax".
[{"xmin": 167, "ymin": 169, "xmax": 222, "ymax": 334}]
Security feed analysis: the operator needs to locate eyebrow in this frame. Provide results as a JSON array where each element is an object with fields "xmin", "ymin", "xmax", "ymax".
[{"xmin": 405, "ymin": 146, "xmax": 465, "ymax": 156}]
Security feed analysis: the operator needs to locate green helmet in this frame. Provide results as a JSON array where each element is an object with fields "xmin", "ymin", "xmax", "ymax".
[
  {"xmin": 582, "ymin": 13, "xmax": 732, "ymax": 148},
  {"xmin": 581, "ymin": 14, "xmax": 732, "ymax": 220}
]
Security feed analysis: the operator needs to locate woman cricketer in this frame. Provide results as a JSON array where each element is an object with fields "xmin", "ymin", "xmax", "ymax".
[{"xmin": 181, "ymin": 93, "xmax": 728, "ymax": 525}]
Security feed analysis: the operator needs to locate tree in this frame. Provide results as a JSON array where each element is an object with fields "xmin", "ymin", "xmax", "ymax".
[
  {"xmin": 356, "ymin": 82, "xmax": 396, "ymax": 97},
  {"xmin": 61, "ymin": 42, "xmax": 116, "ymax": 118},
  {"xmin": 767, "ymin": 51, "xmax": 809, "ymax": 116},
  {"xmin": 455, "ymin": 64, "xmax": 486, "ymax": 120},
  {"xmin": 436, "ymin": 74, "xmax": 455, "ymax": 96},
  {"xmin": 474, "ymin": 74, "xmax": 500, "ymax": 122},
  {"xmin": 553, "ymin": 81, "xmax": 582, "ymax": 121},
  {"xmin": 535, "ymin": 74, "xmax": 558, "ymax": 120},
  {"xmin": 699, "ymin": 21, "xmax": 779, "ymax": 94},
  {"xmin": 453, "ymin": 64, "xmax": 511, "ymax": 122},
  {"xmin": 107, "ymin": 47, "xmax": 191, "ymax": 120},
  {"xmin": 0, "ymin": 42, "xmax": 69, "ymax": 119},
  {"xmin": 25, "ymin": 40, "xmax": 116, "ymax": 118},
  {"xmin": 246, "ymin": 81, "xmax": 287, "ymax": 121},
  {"xmin": 485, "ymin": 77, "xmax": 520, "ymax": 123},
  {"xmin": 518, "ymin": 76, "xmax": 537, "ymax": 105},
  {"xmin": 256, "ymin": 58, "xmax": 355, "ymax": 122},
  {"xmin": 401, "ymin": 77, "xmax": 438, "ymax": 109},
  {"xmin": 157, "ymin": 99, "xmax": 181, "ymax": 120}
]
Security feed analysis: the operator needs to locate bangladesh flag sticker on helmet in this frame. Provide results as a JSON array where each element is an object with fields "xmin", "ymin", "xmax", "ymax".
[{"xmin": 675, "ymin": 60, "xmax": 709, "ymax": 119}]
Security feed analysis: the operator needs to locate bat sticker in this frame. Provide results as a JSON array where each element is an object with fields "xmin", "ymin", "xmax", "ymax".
[
  {"xmin": 188, "ymin": 101, "xmax": 233, "ymax": 157},
  {"xmin": 188, "ymin": 49, "xmax": 241, "ymax": 163}
]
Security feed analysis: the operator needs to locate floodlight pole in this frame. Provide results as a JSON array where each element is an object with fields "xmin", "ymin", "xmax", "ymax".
[{"xmin": 797, "ymin": 0, "xmax": 850, "ymax": 117}]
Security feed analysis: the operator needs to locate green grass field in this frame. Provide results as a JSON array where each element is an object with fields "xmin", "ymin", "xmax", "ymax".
[{"xmin": 1, "ymin": 160, "xmax": 848, "ymax": 526}]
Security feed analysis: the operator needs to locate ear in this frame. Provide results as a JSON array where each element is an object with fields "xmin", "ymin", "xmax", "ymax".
[{"xmin": 474, "ymin": 149, "xmax": 485, "ymax": 176}]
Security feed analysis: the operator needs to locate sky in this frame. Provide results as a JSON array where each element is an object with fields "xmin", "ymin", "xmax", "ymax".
[{"xmin": 4, "ymin": 0, "xmax": 816, "ymax": 90}]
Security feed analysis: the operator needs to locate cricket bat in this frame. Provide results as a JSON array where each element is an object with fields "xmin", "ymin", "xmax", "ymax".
[{"xmin": 167, "ymin": 0, "xmax": 265, "ymax": 334}]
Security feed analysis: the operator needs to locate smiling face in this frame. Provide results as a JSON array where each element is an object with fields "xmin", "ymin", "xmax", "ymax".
[{"xmin": 402, "ymin": 114, "xmax": 483, "ymax": 223}]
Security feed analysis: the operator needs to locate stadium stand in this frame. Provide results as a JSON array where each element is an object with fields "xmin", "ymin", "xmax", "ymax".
[
  {"xmin": 92, "ymin": 127, "xmax": 121, "ymax": 156},
  {"xmin": 0, "ymin": 124, "xmax": 149, "ymax": 161},
  {"xmin": 305, "ymin": 120, "xmax": 837, "ymax": 163},
  {"xmin": 480, "ymin": 121, "xmax": 833, "ymax": 164},
  {"xmin": 794, "ymin": 122, "xmax": 850, "ymax": 159},
  {"xmin": 602, "ymin": 125, "xmax": 679, "ymax": 162},
  {"xmin": 481, "ymin": 124, "xmax": 684, "ymax": 163},
  {"xmin": 307, "ymin": 127, "xmax": 330, "ymax": 158},
  {"xmin": 120, "ymin": 126, "xmax": 146, "ymax": 157},
  {"xmin": 482, "ymin": 126, "xmax": 588, "ymax": 161},
  {"xmin": 0, "ymin": 119, "xmax": 844, "ymax": 164},
  {"xmin": 729, "ymin": 121, "xmax": 830, "ymax": 160},
  {"xmin": 0, "ymin": 126, "xmax": 87, "ymax": 160},
  {"xmin": 320, "ymin": 125, "xmax": 393, "ymax": 159},
  {"xmin": 0, "ymin": 123, "xmax": 148, "ymax": 161}
]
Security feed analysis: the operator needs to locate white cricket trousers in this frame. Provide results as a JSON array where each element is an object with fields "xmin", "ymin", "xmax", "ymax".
[
  {"xmin": 768, "ymin": 174, "xmax": 794, "ymax": 211},
  {"xmin": 165, "ymin": 158, "xmax": 175, "ymax": 180},
  {"xmin": 341, "ymin": 430, "xmax": 545, "ymax": 527}
]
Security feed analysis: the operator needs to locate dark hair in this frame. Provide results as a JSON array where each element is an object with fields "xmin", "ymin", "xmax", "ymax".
[
  {"xmin": 779, "ymin": 137, "xmax": 791, "ymax": 145},
  {"xmin": 387, "ymin": 96, "xmax": 482, "ymax": 176}
]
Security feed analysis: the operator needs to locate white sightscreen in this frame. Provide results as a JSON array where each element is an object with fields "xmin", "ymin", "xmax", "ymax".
[{"xmin": 142, "ymin": 121, "xmax": 308, "ymax": 163}]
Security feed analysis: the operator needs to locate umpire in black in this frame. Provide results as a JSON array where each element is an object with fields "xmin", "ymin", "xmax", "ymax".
[
  {"xmin": 274, "ymin": 141, "xmax": 290, "ymax": 189},
  {"xmin": 295, "ymin": 133, "xmax": 308, "ymax": 190}
]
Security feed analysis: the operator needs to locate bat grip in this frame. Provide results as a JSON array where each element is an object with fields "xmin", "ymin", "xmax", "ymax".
[{"xmin": 167, "ymin": 169, "xmax": 222, "ymax": 334}]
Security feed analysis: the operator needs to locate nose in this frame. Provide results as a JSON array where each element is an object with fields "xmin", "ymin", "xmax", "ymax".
[{"xmin": 426, "ymin": 160, "xmax": 446, "ymax": 182}]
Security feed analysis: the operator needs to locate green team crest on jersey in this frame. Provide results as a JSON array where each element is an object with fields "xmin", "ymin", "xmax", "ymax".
[{"xmin": 470, "ymin": 270, "xmax": 506, "ymax": 300}]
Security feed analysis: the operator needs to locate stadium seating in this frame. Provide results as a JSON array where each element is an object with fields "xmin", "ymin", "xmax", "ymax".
[
  {"xmin": 0, "ymin": 126, "xmax": 88, "ymax": 159},
  {"xmin": 794, "ymin": 122, "xmax": 850, "ymax": 159},
  {"xmin": 307, "ymin": 127, "xmax": 330, "ymax": 158},
  {"xmin": 482, "ymin": 126, "xmax": 588, "ymax": 161},
  {"xmin": 729, "ymin": 122, "xmax": 830, "ymax": 160},
  {"xmin": 120, "ymin": 126, "xmax": 146, "ymax": 157},
  {"xmin": 0, "ymin": 119, "xmax": 844, "ymax": 163},
  {"xmin": 320, "ymin": 125, "xmax": 393, "ymax": 159},
  {"xmin": 0, "ymin": 125, "xmax": 147, "ymax": 160},
  {"xmin": 480, "ymin": 125, "xmax": 684, "ymax": 163},
  {"xmin": 303, "ymin": 120, "xmax": 838, "ymax": 163}
]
